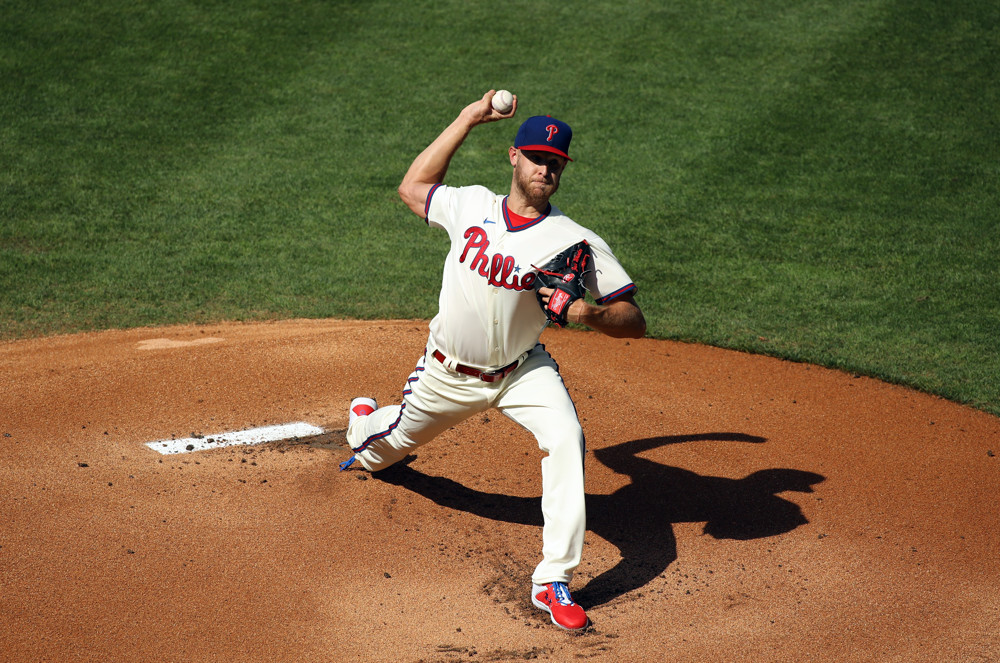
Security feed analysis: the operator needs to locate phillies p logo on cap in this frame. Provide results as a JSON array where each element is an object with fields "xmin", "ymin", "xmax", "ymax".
[{"xmin": 514, "ymin": 115, "xmax": 573, "ymax": 161}]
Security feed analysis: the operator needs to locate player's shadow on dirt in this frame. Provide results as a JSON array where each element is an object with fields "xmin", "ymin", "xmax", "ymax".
[{"xmin": 372, "ymin": 432, "xmax": 824, "ymax": 608}]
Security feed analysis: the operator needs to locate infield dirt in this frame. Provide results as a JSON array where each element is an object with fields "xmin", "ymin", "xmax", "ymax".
[{"xmin": 2, "ymin": 319, "xmax": 998, "ymax": 661}]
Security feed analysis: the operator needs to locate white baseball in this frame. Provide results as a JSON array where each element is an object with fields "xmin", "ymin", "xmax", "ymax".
[{"xmin": 492, "ymin": 89, "xmax": 514, "ymax": 114}]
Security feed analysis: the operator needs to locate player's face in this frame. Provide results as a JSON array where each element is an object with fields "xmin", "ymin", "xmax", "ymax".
[{"xmin": 511, "ymin": 148, "xmax": 567, "ymax": 206}]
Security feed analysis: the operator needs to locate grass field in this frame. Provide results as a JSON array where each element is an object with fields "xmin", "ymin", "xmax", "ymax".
[{"xmin": 2, "ymin": 0, "xmax": 998, "ymax": 415}]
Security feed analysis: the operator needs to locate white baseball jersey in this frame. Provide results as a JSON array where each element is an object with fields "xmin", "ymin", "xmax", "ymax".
[{"xmin": 424, "ymin": 183, "xmax": 637, "ymax": 370}]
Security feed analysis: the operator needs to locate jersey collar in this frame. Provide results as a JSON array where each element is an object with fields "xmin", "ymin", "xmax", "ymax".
[{"xmin": 502, "ymin": 197, "xmax": 550, "ymax": 232}]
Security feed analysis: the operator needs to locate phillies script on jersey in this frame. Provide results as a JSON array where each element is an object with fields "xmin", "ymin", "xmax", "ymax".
[{"xmin": 459, "ymin": 227, "xmax": 538, "ymax": 291}]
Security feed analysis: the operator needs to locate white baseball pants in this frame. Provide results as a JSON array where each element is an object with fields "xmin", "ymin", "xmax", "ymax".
[{"xmin": 346, "ymin": 343, "xmax": 586, "ymax": 585}]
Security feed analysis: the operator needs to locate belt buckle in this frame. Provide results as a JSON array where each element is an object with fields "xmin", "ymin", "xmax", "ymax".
[
  {"xmin": 478, "ymin": 368, "xmax": 500, "ymax": 382},
  {"xmin": 482, "ymin": 360, "xmax": 516, "ymax": 382}
]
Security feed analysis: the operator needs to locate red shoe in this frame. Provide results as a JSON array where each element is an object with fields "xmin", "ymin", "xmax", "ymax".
[
  {"xmin": 349, "ymin": 397, "xmax": 376, "ymax": 426},
  {"xmin": 531, "ymin": 582, "xmax": 589, "ymax": 631},
  {"xmin": 340, "ymin": 398, "xmax": 378, "ymax": 471}
]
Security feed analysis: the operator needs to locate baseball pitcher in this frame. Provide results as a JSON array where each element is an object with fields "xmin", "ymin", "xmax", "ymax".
[{"xmin": 342, "ymin": 90, "xmax": 645, "ymax": 630}]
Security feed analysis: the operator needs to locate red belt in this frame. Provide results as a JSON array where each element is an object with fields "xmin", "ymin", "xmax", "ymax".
[{"xmin": 432, "ymin": 350, "xmax": 521, "ymax": 383}]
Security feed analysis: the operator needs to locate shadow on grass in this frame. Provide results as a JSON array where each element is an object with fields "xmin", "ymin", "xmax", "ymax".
[{"xmin": 372, "ymin": 432, "xmax": 824, "ymax": 607}]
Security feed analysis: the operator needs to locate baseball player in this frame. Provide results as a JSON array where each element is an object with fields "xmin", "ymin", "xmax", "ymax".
[{"xmin": 342, "ymin": 90, "xmax": 645, "ymax": 630}]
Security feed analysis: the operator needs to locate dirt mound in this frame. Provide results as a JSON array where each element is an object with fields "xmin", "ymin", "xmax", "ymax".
[{"xmin": 2, "ymin": 319, "xmax": 997, "ymax": 661}]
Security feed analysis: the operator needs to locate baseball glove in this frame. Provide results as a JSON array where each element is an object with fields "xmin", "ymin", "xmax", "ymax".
[{"xmin": 532, "ymin": 240, "xmax": 593, "ymax": 327}]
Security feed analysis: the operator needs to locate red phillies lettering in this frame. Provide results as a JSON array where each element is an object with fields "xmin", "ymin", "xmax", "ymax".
[
  {"xmin": 489, "ymin": 254, "xmax": 505, "ymax": 285},
  {"xmin": 546, "ymin": 124, "xmax": 559, "ymax": 141},
  {"xmin": 461, "ymin": 227, "xmax": 490, "ymax": 276},
  {"xmin": 501, "ymin": 256, "xmax": 516, "ymax": 286},
  {"xmin": 460, "ymin": 226, "xmax": 535, "ymax": 291}
]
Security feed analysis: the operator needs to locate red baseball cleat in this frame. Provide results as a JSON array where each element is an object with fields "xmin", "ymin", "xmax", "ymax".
[
  {"xmin": 531, "ymin": 582, "xmax": 589, "ymax": 631},
  {"xmin": 348, "ymin": 397, "xmax": 376, "ymax": 426}
]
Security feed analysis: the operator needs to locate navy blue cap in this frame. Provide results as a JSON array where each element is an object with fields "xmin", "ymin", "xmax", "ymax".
[{"xmin": 514, "ymin": 115, "xmax": 573, "ymax": 161}]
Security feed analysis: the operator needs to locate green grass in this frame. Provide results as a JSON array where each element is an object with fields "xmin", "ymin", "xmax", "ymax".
[{"xmin": 2, "ymin": 0, "xmax": 998, "ymax": 415}]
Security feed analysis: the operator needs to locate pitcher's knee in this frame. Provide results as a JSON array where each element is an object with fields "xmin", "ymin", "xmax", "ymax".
[
  {"xmin": 542, "ymin": 424, "xmax": 585, "ymax": 459},
  {"xmin": 357, "ymin": 442, "xmax": 409, "ymax": 472}
]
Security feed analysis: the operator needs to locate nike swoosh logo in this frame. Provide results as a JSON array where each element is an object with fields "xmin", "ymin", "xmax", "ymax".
[{"xmin": 483, "ymin": 218, "xmax": 495, "ymax": 224}]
